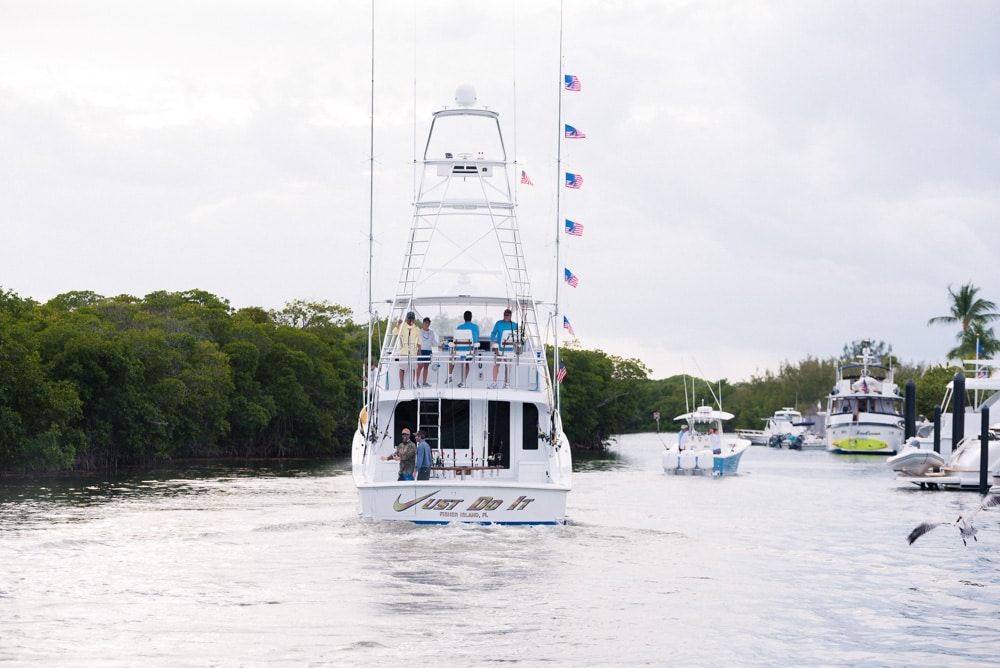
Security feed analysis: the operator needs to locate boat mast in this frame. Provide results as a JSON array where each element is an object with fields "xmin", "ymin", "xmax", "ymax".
[{"xmin": 553, "ymin": 0, "xmax": 565, "ymax": 411}]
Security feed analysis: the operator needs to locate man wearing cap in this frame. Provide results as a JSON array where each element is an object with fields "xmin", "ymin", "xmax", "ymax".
[
  {"xmin": 386, "ymin": 428, "xmax": 416, "ymax": 480},
  {"xmin": 413, "ymin": 430, "xmax": 432, "ymax": 480},
  {"xmin": 392, "ymin": 311, "xmax": 421, "ymax": 388},
  {"xmin": 489, "ymin": 308, "xmax": 518, "ymax": 388}
]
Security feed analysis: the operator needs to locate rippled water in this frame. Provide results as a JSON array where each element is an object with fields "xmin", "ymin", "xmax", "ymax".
[{"xmin": 2, "ymin": 435, "xmax": 998, "ymax": 667}]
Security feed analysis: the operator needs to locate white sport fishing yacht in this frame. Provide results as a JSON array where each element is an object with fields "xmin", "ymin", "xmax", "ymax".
[{"xmin": 351, "ymin": 86, "xmax": 572, "ymax": 524}]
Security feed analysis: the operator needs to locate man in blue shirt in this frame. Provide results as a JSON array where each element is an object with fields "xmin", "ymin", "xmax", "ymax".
[
  {"xmin": 447, "ymin": 310, "xmax": 479, "ymax": 387},
  {"xmin": 490, "ymin": 308, "xmax": 518, "ymax": 388},
  {"xmin": 414, "ymin": 430, "xmax": 433, "ymax": 480}
]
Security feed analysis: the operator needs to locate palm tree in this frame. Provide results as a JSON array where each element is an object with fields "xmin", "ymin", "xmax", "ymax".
[
  {"xmin": 927, "ymin": 282, "xmax": 1000, "ymax": 360},
  {"xmin": 960, "ymin": 323, "xmax": 1000, "ymax": 360}
]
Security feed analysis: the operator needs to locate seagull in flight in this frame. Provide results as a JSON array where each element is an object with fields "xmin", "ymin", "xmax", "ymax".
[{"xmin": 908, "ymin": 494, "xmax": 1000, "ymax": 546}]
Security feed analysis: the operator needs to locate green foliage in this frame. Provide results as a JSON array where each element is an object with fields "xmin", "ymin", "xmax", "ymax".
[
  {"xmin": 5, "ymin": 280, "xmax": 988, "ymax": 469},
  {"xmin": 555, "ymin": 348, "xmax": 650, "ymax": 449},
  {"xmin": 911, "ymin": 364, "xmax": 961, "ymax": 419},
  {"xmin": 720, "ymin": 356, "xmax": 838, "ymax": 430},
  {"xmin": 0, "ymin": 288, "xmax": 366, "ymax": 472},
  {"xmin": 0, "ymin": 292, "xmax": 85, "ymax": 471}
]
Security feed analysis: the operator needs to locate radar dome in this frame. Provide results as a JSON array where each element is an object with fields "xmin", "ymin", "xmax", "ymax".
[{"xmin": 454, "ymin": 84, "xmax": 477, "ymax": 107}]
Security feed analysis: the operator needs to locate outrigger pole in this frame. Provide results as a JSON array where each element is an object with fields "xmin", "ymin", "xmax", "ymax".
[
  {"xmin": 553, "ymin": 0, "xmax": 565, "ymax": 412},
  {"xmin": 364, "ymin": 0, "xmax": 376, "ymax": 434}
]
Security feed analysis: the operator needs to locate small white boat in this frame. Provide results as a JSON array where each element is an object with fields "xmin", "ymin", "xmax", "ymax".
[
  {"xmin": 351, "ymin": 86, "xmax": 572, "ymax": 524},
  {"xmin": 887, "ymin": 439, "xmax": 945, "ymax": 476},
  {"xmin": 897, "ymin": 427, "xmax": 1000, "ymax": 489},
  {"xmin": 825, "ymin": 342, "xmax": 904, "ymax": 455},
  {"xmin": 735, "ymin": 428, "xmax": 768, "ymax": 446},
  {"xmin": 737, "ymin": 407, "xmax": 818, "ymax": 449},
  {"xmin": 797, "ymin": 432, "xmax": 827, "ymax": 450},
  {"xmin": 663, "ymin": 406, "xmax": 752, "ymax": 476}
]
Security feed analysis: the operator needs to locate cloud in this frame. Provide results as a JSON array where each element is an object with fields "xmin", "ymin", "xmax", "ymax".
[{"xmin": 3, "ymin": 0, "xmax": 1000, "ymax": 382}]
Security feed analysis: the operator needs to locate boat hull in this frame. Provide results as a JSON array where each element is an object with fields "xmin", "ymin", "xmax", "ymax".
[
  {"xmin": 799, "ymin": 435, "xmax": 826, "ymax": 449},
  {"xmin": 713, "ymin": 443, "xmax": 750, "ymax": 475},
  {"xmin": 826, "ymin": 420, "xmax": 903, "ymax": 455},
  {"xmin": 352, "ymin": 411, "xmax": 573, "ymax": 525},
  {"xmin": 662, "ymin": 438, "xmax": 751, "ymax": 476},
  {"xmin": 736, "ymin": 429, "xmax": 768, "ymax": 446},
  {"xmin": 355, "ymin": 481, "xmax": 569, "ymax": 524},
  {"xmin": 887, "ymin": 445, "xmax": 945, "ymax": 476}
]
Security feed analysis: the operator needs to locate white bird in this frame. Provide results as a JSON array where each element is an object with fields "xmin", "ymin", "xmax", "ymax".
[{"xmin": 908, "ymin": 494, "xmax": 1000, "ymax": 546}]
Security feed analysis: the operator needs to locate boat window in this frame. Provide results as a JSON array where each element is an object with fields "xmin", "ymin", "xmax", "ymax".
[{"xmin": 523, "ymin": 403, "xmax": 539, "ymax": 451}]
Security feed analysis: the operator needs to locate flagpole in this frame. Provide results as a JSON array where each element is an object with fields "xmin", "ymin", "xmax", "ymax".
[{"xmin": 553, "ymin": 0, "xmax": 564, "ymax": 412}]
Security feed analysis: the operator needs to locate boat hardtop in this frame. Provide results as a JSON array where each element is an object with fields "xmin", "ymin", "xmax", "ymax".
[{"xmin": 676, "ymin": 406, "xmax": 735, "ymax": 424}]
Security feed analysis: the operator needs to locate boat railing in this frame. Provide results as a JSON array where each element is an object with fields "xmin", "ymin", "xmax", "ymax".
[{"xmin": 376, "ymin": 347, "xmax": 549, "ymax": 392}]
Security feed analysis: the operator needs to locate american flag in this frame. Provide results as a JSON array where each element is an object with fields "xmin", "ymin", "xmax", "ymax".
[
  {"xmin": 556, "ymin": 360, "xmax": 567, "ymax": 383},
  {"xmin": 564, "ymin": 74, "xmax": 581, "ymax": 91},
  {"xmin": 565, "ymin": 172, "xmax": 583, "ymax": 189},
  {"xmin": 564, "ymin": 268, "xmax": 579, "ymax": 288},
  {"xmin": 565, "ymin": 124, "xmax": 586, "ymax": 139},
  {"xmin": 563, "ymin": 315, "xmax": 575, "ymax": 337},
  {"xmin": 978, "ymin": 367, "xmax": 990, "ymax": 379},
  {"xmin": 520, "ymin": 169, "xmax": 533, "ymax": 186},
  {"xmin": 564, "ymin": 219, "xmax": 584, "ymax": 236}
]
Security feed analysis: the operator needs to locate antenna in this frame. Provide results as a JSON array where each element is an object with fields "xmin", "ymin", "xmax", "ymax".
[
  {"xmin": 682, "ymin": 364, "xmax": 690, "ymax": 414},
  {"xmin": 365, "ymin": 0, "xmax": 375, "ymax": 415},
  {"xmin": 693, "ymin": 357, "xmax": 722, "ymax": 409}
]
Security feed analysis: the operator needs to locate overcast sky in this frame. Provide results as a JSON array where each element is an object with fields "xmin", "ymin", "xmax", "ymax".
[{"xmin": 3, "ymin": 1, "xmax": 1000, "ymax": 382}]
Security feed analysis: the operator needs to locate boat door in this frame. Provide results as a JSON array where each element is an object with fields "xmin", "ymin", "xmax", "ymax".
[{"xmin": 486, "ymin": 400, "xmax": 511, "ymax": 468}]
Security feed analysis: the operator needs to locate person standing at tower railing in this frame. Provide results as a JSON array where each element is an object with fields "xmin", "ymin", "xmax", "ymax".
[
  {"xmin": 490, "ymin": 308, "xmax": 518, "ymax": 389},
  {"xmin": 446, "ymin": 310, "xmax": 479, "ymax": 387},
  {"xmin": 392, "ymin": 311, "xmax": 420, "ymax": 388},
  {"xmin": 416, "ymin": 317, "xmax": 439, "ymax": 387}
]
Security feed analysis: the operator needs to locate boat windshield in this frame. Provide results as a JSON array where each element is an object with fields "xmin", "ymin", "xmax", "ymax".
[
  {"xmin": 830, "ymin": 396, "xmax": 902, "ymax": 415},
  {"xmin": 425, "ymin": 111, "xmax": 505, "ymax": 162}
]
